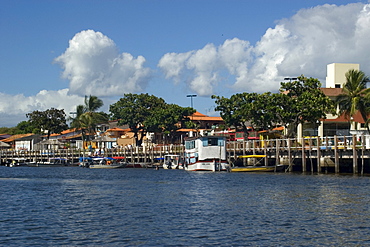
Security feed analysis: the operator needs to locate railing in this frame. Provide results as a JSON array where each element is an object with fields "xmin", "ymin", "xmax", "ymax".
[{"xmin": 1, "ymin": 135, "xmax": 369, "ymax": 174}]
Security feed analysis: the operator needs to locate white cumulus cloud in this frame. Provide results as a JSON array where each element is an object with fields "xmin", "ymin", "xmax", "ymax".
[
  {"xmin": 0, "ymin": 89, "xmax": 84, "ymax": 127},
  {"xmin": 54, "ymin": 30, "xmax": 152, "ymax": 97},
  {"xmin": 158, "ymin": 38, "xmax": 252, "ymax": 96},
  {"xmin": 158, "ymin": 3, "xmax": 370, "ymax": 95}
]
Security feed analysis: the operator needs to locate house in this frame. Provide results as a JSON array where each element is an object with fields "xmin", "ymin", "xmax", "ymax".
[
  {"xmin": 1, "ymin": 134, "xmax": 41, "ymax": 151},
  {"xmin": 298, "ymin": 63, "xmax": 368, "ymax": 142}
]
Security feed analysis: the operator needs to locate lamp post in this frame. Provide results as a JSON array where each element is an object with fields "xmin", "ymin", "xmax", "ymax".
[{"xmin": 187, "ymin": 94, "xmax": 197, "ymax": 109}]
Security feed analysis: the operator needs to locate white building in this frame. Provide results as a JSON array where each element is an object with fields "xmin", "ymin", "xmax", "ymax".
[{"xmin": 298, "ymin": 63, "xmax": 368, "ymax": 141}]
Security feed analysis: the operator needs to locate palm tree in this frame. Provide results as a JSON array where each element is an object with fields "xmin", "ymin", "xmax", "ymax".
[
  {"xmin": 71, "ymin": 95, "xmax": 108, "ymax": 148},
  {"xmin": 337, "ymin": 69, "xmax": 370, "ymax": 132}
]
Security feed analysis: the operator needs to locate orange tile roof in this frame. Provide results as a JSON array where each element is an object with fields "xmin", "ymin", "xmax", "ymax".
[
  {"xmin": 106, "ymin": 127, "xmax": 130, "ymax": 132},
  {"xmin": 177, "ymin": 128, "xmax": 206, "ymax": 132},
  {"xmin": 191, "ymin": 116, "xmax": 224, "ymax": 121},
  {"xmin": 320, "ymin": 88, "xmax": 343, "ymax": 97},
  {"xmin": 1, "ymin": 133, "xmax": 34, "ymax": 143},
  {"xmin": 192, "ymin": 111, "xmax": 208, "ymax": 117},
  {"xmin": 61, "ymin": 128, "xmax": 79, "ymax": 134},
  {"xmin": 189, "ymin": 111, "xmax": 223, "ymax": 121},
  {"xmin": 323, "ymin": 111, "xmax": 365, "ymax": 123}
]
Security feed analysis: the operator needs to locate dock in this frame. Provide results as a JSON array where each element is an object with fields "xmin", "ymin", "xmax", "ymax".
[{"xmin": 2, "ymin": 135, "xmax": 370, "ymax": 174}]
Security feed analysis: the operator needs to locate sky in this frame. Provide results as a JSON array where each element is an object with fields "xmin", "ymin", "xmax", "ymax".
[{"xmin": 1, "ymin": 0, "xmax": 370, "ymax": 127}]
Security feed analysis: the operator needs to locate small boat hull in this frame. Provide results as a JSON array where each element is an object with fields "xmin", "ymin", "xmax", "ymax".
[
  {"xmin": 185, "ymin": 161, "xmax": 229, "ymax": 171},
  {"xmin": 89, "ymin": 164, "xmax": 125, "ymax": 169},
  {"xmin": 231, "ymin": 165, "xmax": 284, "ymax": 172},
  {"xmin": 231, "ymin": 166, "xmax": 276, "ymax": 172}
]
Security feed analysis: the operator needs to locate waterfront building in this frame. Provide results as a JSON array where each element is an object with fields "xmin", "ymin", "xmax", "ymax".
[{"xmin": 298, "ymin": 63, "xmax": 369, "ymax": 144}]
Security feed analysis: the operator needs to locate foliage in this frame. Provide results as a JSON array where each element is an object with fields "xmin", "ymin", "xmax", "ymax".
[
  {"xmin": 274, "ymin": 76, "xmax": 334, "ymax": 136},
  {"xmin": 146, "ymin": 104, "xmax": 195, "ymax": 143},
  {"xmin": 336, "ymin": 69, "xmax": 370, "ymax": 132},
  {"xmin": 15, "ymin": 121, "xmax": 36, "ymax": 134},
  {"xmin": 110, "ymin": 93, "xmax": 166, "ymax": 146},
  {"xmin": 26, "ymin": 108, "xmax": 68, "ymax": 139},
  {"xmin": 0, "ymin": 121, "xmax": 36, "ymax": 135},
  {"xmin": 213, "ymin": 75, "xmax": 336, "ymax": 138},
  {"xmin": 212, "ymin": 93, "xmax": 258, "ymax": 139},
  {"xmin": 70, "ymin": 95, "xmax": 108, "ymax": 142},
  {"xmin": 110, "ymin": 93, "xmax": 194, "ymax": 146}
]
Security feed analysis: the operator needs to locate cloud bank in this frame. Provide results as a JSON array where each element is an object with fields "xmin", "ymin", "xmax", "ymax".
[
  {"xmin": 159, "ymin": 3, "xmax": 370, "ymax": 95},
  {"xmin": 0, "ymin": 89, "xmax": 83, "ymax": 126},
  {"xmin": 54, "ymin": 30, "xmax": 152, "ymax": 97}
]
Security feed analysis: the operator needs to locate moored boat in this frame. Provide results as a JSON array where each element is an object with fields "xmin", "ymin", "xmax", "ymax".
[
  {"xmin": 7, "ymin": 158, "xmax": 28, "ymax": 167},
  {"xmin": 230, "ymin": 155, "xmax": 283, "ymax": 172},
  {"xmin": 163, "ymin": 154, "xmax": 183, "ymax": 169},
  {"xmin": 89, "ymin": 157, "xmax": 126, "ymax": 169},
  {"xmin": 28, "ymin": 158, "xmax": 73, "ymax": 167},
  {"xmin": 184, "ymin": 136, "xmax": 229, "ymax": 171}
]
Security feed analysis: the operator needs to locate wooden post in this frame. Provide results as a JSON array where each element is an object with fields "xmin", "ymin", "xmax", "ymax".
[
  {"xmin": 317, "ymin": 137, "xmax": 321, "ymax": 173},
  {"xmin": 353, "ymin": 134, "xmax": 358, "ymax": 174},
  {"xmin": 309, "ymin": 137, "xmax": 313, "ymax": 173},
  {"xmin": 242, "ymin": 140, "xmax": 246, "ymax": 166},
  {"xmin": 361, "ymin": 134, "xmax": 365, "ymax": 175},
  {"xmin": 287, "ymin": 138, "xmax": 292, "ymax": 172},
  {"xmin": 233, "ymin": 141, "xmax": 236, "ymax": 161},
  {"xmin": 334, "ymin": 135, "xmax": 339, "ymax": 173},
  {"xmin": 264, "ymin": 140, "xmax": 268, "ymax": 166},
  {"xmin": 275, "ymin": 139, "xmax": 279, "ymax": 168},
  {"xmin": 302, "ymin": 137, "xmax": 306, "ymax": 172}
]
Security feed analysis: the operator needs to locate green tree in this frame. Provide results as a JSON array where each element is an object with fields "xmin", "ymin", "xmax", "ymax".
[
  {"xmin": 15, "ymin": 121, "xmax": 36, "ymax": 134},
  {"xmin": 70, "ymin": 95, "xmax": 108, "ymax": 142},
  {"xmin": 336, "ymin": 69, "xmax": 370, "ymax": 132},
  {"xmin": 213, "ymin": 75, "xmax": 335, "ymax": 138},
  {"xmin": 278, "ymin": 75, "xmax": 336, "ymax": 137},
  {"xmin": 110, "ymin": 93, "xmax": 167, "ymax": 146},
  {"xmin": 212, "ymin": 93, "xmax": 259, "ymax": 140},
  {"xmin": 146, "ymin": 104, "xmax": 195, "ymax": 143},
  {"xmin": 26, "ymin": 108, "xmax": 68, "ymax": 139}
]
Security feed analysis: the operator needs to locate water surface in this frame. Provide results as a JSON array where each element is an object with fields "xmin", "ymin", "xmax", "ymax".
[{"xmin": 1, "ymin": 167, "xmax": 369, "ymax": 246}]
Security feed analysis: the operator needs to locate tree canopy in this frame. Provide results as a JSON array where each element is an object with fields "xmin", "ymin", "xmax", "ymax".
[
  {"xmin": 70, "ymin": 95, "xmax": 108, "ymax": 142},
  {"xmin": 213, "ymin": 75, "xmax": 336, "ymax": 137},
  {"xmin": 26, "ymin": 108, "xmax": 68, "ymax": 139},
  {"xmin": 110, "ymin": 93, "xmax": 194, "ymax": 145},
  {"xmin": 337, "ymin": 69, "xmax": 370, "ymax": 132}
]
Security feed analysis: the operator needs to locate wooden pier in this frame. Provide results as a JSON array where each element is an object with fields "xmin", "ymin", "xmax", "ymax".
[{"xmin": 1, "ymin": 135, "xmax": 370, "ymax": 174}]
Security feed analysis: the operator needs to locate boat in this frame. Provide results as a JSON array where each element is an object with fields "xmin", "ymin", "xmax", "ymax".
[
  {"xmin": 78, "ymin": 157, "xmax": 93, "ymax": 168},
  {"xmin": 89, "ymin": 157, "xmax": 126, "ymax": 169},
  {"xmin": 184, "ymin": 136, "xmax": 229, "ymax": 171},
  {"xmin": 7, "ymin": 158, "xmax": 28, "ymax": 167},
  {"xmin": 163, "ymin": 154, "xmax": 183, "ymax": 169},
  {"xmin": 28, "ymin": 158, "xmax": 73, "ymax": 167},
  {"xmin": 230, "ymin": 155, "xmax": 283, "ymax": 172}
]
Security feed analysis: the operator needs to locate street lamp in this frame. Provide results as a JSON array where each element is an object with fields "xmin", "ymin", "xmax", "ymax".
[
  {"xmin": 187, "ymin": 94, "xmax": 197, "ymax": 109},
  {"xmin": 284, "ymin": 77, "xmax": 298, "ymax": 82}
]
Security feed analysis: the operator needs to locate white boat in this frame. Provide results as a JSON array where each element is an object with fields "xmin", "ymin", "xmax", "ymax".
[
  {"xmin": 184, "ymin": 136, "xmax": 229, "ymax": 171},
  {"xmin": 28, "ymin": 158, "xmax": 73, "ymax": 167},
  {"xmin": 89, "ymin": 157, "xmax": 126, "ymax": 169},
  {"xmin": 163, "ymin": 154, "xmax": 183, "ymax": 169}
]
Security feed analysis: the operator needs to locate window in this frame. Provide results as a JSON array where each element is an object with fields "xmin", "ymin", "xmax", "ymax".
[
  {"xmin": 208, "ymin": 138, "xmax": 218, "ymax": 146},
  {"xmin": 185, "ymin": 140, "xmax": 195, "ymax": 149}
]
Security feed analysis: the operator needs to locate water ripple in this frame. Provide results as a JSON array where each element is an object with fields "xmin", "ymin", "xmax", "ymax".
[{"xmin": 1, "ymin": 167, "xmax": 370, "ymax": 246}]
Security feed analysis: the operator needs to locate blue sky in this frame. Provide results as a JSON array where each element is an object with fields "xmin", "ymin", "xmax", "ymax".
[{"xmin": 1, "ymin": 0, "xmax": 370, "ymax": 127}]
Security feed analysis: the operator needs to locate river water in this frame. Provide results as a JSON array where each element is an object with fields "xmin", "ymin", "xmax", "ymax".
[{"xmin": 0, "ymin": 167, "xmax": 369, "ymax": 246}]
